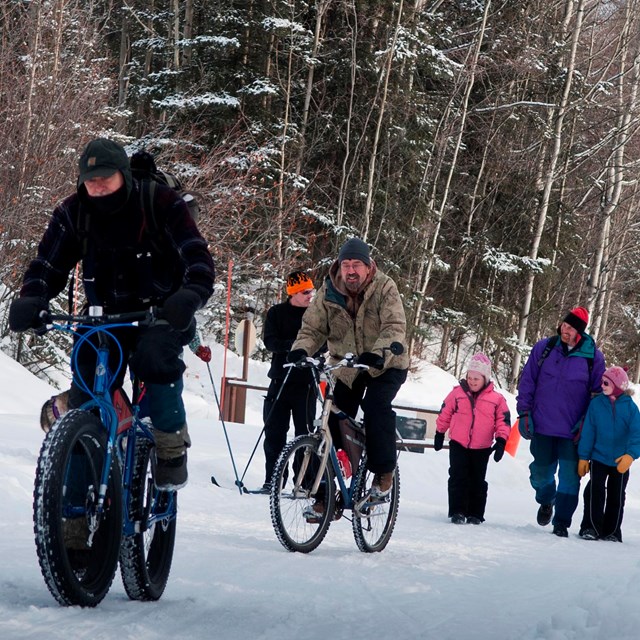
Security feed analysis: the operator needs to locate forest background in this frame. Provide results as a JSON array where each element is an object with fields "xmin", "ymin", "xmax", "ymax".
[{"xmin": 2, "ymin": 0, "xmax": 640, "ymax": 392}]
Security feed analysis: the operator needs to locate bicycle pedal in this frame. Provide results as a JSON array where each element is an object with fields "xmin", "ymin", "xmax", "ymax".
[{"xmin": 354, "ymin": 492, "xmax": 388, "ymax": 518}]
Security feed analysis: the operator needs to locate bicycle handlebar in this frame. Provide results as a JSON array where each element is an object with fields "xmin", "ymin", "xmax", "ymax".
[
  {"xmin": 284, "ymin": 353, "xmax": 368, "ymax": 373},
  {"xmin": 284, "ymin": 341, "xmax": 404, "ymax": 374},
  {"xmin": 42, "ymin": 306, "xmax": 161, "ymax": 328}
]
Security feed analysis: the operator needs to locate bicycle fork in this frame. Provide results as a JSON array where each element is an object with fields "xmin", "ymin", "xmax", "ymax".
[
  {"xmin": 83, "ymin": 345, "xmax": 119, "ymax": 546},
  {"xmin": 294, "ymin": 395, "xmax": 334, "ymax": 497}
]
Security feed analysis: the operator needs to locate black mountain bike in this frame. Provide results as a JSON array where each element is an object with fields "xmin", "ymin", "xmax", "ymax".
[
  {"xmin": 33, "ymin": 307, "xmax": 177, "ymax": 606},
  {"xmin": 269, "ymin": 343, "xmax": 404, "ymax": 553}
]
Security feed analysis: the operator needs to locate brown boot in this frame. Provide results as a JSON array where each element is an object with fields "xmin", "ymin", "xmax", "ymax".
[
  {"xmin": 154, "ymin": 424, "xmax": 191, "ymax": 491},
  {"xmin": 371, "ymin": 471, "xmax": 394, "ymax": 498},
  {"xmin": 62, "ymin": 516, "xmax": 89, "ymax": 550},
  {"xmin": 40, "ymin": 390, "xmax": 70, "ymax": 433}
]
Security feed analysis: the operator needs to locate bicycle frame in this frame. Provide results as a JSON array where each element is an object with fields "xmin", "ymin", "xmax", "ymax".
[
  {"xmin": 289, "ymin": 355, "xmax": 366, "ymax": 511},
  {"xmin": 49, "ymin": 309, "xmax": 176, "ymax": 541}
]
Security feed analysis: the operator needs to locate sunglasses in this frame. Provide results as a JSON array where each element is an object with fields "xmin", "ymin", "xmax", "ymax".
[{"xmin": 602, "ymin": 379, "xmax": 611, "ymax": 387}]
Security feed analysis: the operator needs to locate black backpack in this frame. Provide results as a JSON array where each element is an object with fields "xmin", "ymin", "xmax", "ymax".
[{"xmin": 130, "ymin": 150, "xmax": 201, "ymax": 237}]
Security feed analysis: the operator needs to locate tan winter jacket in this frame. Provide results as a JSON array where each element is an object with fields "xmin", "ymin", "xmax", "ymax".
[{"xmin": 292, "ymin": 260, "xmax": 410, "ymax": 387}]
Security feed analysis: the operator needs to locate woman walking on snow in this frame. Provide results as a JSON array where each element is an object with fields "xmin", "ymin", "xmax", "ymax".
[
  {"xmin": 577, "ymin": 366, "xmax": 640, "ymax": 542},
  {"xmin": 434, "ymin": 353, "xmax": 511, "ymax": 524}
]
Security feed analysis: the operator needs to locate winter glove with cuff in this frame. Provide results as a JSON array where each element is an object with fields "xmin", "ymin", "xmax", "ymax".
[
  {"xmin": 194, "ymin": 345, "xmax": 212, "ymax": 363},
  {"xmin": 287, "ymin": 349, "xmax": 308, "ymax": 364},
  {"xmin": 357, "ymin": 351, "xmax": 385, "ymax": 370},
  {"xmin": 9, "ymin": 297, "xmax": 48, "ymax": 332},
  {"xmin": 433, "ymin": 431, "xmax": 445, "ymax": 452},
  {"xmin": 492, "ymin": 437, "xmax": 506, "ymax": 462},
  {"xmin": 578, "ymin": 459, "xmax": 590, "ymax": 477},
  {"xmin": 518, "ymin": 412, "xmax": 534, "ymax": 440},
  {"xmin": 163, "ymin": 288, "xmax": 201, "ymax": 331},
  {"xmin": 615, "ymin": 454, "xmax": 634, "ymax": 474}
]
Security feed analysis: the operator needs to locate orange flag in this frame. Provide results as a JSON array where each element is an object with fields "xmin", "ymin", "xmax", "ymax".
[{"xmin": 505, "ymin": 420, "xmax": 521, "ymax": 457}]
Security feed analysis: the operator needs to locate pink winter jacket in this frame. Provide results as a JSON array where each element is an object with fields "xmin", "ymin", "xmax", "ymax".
[{"xmin": 436, "ymin": 381, "xmax": 511, "ymax": 449}]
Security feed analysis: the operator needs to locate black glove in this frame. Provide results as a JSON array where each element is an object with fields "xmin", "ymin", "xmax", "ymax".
[
  {"xmin": 357, "ymin": 351, "xmax": 384, "ymax": 369},
  {"xmin": 287, "ymin": 348, "xmax": 308, "ymax": 364},
  {"xmin": 162, "ymin": 288, "xmax": 201, "ymax": 331},
  {"xmin": 9, "ymin": 297, "xmax": 48, "ymax": 332},
  {"xmin": 433, "ymin": 431, "xmax": 445, "ymax": 451},
  {"xmin": 492, "ymin": 437, "xmax": 506, "ymax": 462}
]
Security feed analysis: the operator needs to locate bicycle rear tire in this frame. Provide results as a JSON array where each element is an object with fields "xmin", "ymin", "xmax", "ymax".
[
  {"xmin": 33, "ymin": 410, "xmax": 123, "ymax": 606},
  {"xmin": 270, "ymin": 435, "xmax": 336, "ymax": 553},
  {"xmin": 119, "ymin": 438, "xmax": 177, "ymax": 600},
  {"xmin": 352, "ymin": 456, "xmax": 400, "ymax": 552}
]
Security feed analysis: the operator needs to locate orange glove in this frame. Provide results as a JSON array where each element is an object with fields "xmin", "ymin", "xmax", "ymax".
[
  {"xmin": 577, "ymin": 459, "xmax": 590, "ymax": 477},
  {"xmin": 615, "ymin": 454, "xmax": 634, "ymax": 474}
]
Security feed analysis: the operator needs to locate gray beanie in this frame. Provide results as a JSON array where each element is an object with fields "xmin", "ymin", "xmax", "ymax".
[{"xmin": 338, "ymin": 238, "xmax": 371, "ymax": 265}]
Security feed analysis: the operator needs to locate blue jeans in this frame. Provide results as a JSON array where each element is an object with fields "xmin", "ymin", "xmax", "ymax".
[{"xmin": 529, "ymin": 434, "xmax": 580, "ymax": 527}]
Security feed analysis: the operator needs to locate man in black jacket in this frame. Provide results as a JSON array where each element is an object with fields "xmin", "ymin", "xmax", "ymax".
[
  {"xmin": 261, "ymin": 271, "xmax": 316, "ymax": 490},
  {"xmin": 9, "ymin": 138, "xmax": 215, "ymax": 491}
]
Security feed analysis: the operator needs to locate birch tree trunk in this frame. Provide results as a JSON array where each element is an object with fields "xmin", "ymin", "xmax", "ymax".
[
  {"xmin": 296, "ymin": 0, "xmax": 330, "ymax": 175},
  {"xmin": 18, "ymin": 1, "xmax": 43, "ymax": 197},
  {"xmin": 335, "ymin": 1, "xmax": 357, "ymax": 227},
  {"xmin": 586, "ymin": 0, "xmax": 640, "ymax": 341},
  {"xmin": 409, "ymin": 0, "xmax": 492, "ymax": 356},
  {"xmin": 509, "ymin": 0, "xmax": 585, "ymax": 391},
  {"xmin": 183, "ymin": 0, "xmax": 194, "ymax": 68},
  {"xmin": 361, "ymin": 0, "xmax": 404, "ymax": 241}
]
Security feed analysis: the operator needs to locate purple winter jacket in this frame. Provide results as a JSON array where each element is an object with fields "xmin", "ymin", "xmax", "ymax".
[{"xmin": 516, "ymin": 334, "xmax": 605, "ymax": 439}]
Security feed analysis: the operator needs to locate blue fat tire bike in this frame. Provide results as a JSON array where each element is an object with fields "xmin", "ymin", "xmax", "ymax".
[
  {"xmin": 269, "ymin": 344, "xmax": 403, "ymax": 554},
  {"xmin": 32, "ymin": 308, "xmax": 177, "ymax": 607}
]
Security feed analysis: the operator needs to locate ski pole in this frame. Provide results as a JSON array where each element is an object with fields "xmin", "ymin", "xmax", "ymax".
[
  {"xmin": 238, "ymin": 366, "xmax": 293, "ymax": 493},
  {"xmin": 204, "ymin": 359, "xmax": 244, "ymax": 495}
]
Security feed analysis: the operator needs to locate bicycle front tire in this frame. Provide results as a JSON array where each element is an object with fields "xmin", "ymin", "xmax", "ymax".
[
  {"xmin": 33, "ymin": 410, "xmax": 123, "ymax": 606},
  {"xmin": 119, "ymin": 438, "xmax": 177, "ymax": 601},
  {"xmin": 352, "ymin": 456, "xmax": 400, "ymax": 553},
  {"xmin": 270, "ymin": 435, "xmax": 336, "ymax": 553}
]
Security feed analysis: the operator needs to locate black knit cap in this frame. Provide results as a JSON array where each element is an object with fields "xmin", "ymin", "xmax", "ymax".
[
  {"xmin": 562, "ymin": 307, "xmax": 589, "ymax": 334},
  {"xmin": 338, "ymin": 237, "xmax": 371, "ymax": 265},
  {"xmin": 78, "ymin": 138, "xmax": 132, "ymax": 194}
]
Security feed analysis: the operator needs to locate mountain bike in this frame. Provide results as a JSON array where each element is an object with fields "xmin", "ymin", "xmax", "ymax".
[
  {"xmin": 269, "ymin": 343, "xmax": 404, "ymax": 554},
  {"xmin": 33, "ymin": 307, "xmax": 177, "ymax": 607}
]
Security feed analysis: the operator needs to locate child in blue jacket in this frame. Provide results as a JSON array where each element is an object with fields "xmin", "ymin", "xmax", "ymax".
[{"xmin": 577, "ymin": 366, "xmax": 640, "ymax": 542}]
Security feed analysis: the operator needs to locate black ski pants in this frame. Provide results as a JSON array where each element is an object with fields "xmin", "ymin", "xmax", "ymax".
[
  {"xmin": 580, "ymin": 459, "xmax": 629, "ymax": 541},
  {"xmin": 263, "ymin": 378, "xmax": 315, "ymax": 483},
  {"xmin": 331, "ymin": 367, "xmax": 407, "ymax": 475},
  {"xmin": 448, "ymin": 439, "xmax": 492, "ymax": 521}
]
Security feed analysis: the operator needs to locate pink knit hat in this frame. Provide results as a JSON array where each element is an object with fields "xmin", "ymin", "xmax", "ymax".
[
  {"xmin": 468, "ymin": 352, "xmax": 492, "ymax": 382},
  {"xmin": 603, "ymin": 366, "xmax": 629, "ymax": 395}
]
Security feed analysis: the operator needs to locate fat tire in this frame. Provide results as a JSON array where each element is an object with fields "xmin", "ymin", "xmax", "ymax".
[
  {"xmin": 270, "ymin": 435, "xmax": 335, "ymax": 553},
  {"xmin": 119, "ymin": 438, "xmax": 177, "ymax": 600},
  {"xmin": 33, "ymin": 410, "xmax": 122, "ymax": 606},
  {"xmin": 352, "ymin": 456, "xmax": 400, "ymax": 552}
]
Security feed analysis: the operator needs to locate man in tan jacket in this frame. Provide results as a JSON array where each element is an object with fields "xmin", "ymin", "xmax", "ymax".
[{"xmin": 289, "ymin": 237, "xmax": 409, "ymax": 497}]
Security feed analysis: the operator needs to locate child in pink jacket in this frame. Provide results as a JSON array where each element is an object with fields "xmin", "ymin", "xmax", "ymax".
[{"xmin": 434, "ymin": 353, "xmax": 511, "ymax": 524}]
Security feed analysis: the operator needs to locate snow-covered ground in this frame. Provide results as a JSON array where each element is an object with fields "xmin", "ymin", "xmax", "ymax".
[{"xmin": 2, "ymin": 344, "xmax": 640, "ymax": 639}]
